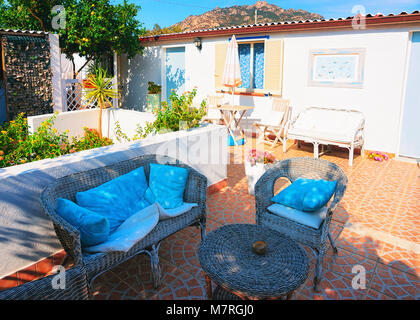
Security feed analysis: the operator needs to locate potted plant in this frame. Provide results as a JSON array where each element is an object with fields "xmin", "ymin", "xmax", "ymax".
[
  {"xmin": 146, "ymin": 81, "xmax": 162, "ymax": 112},
  {"xmin": 245, "ymin": 149, "xmax": 276, "ymax": 195}
]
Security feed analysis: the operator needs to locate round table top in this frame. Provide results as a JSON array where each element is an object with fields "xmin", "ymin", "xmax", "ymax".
[{"xmin": 198, "ymin": 224, "xmax": 309, "ymax": 299}]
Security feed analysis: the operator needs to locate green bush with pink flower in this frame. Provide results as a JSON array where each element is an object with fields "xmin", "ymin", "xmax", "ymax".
[{"xmin": 0, "ymin": 113, "xmax": 113, "ymax": 169}]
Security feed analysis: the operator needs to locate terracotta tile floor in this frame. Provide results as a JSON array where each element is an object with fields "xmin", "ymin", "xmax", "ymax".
[{"xmin": 92, "ymin": 138, "xmax": 420, "ymax": 300}]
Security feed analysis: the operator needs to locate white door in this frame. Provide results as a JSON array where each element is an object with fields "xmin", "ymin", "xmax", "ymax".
[
  {"xmin": 165, "ymin": 47, "xmax": 185, "ymax": 103},
  {"xmin": 399, "ymin": 32, "xmax": 420, "ymax": 159}
]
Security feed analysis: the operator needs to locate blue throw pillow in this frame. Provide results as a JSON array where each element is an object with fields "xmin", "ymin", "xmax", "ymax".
[
  {"xmin": 56, "ymin": 198, "xmax": 110, "ymax": 248},
  {"xmin": 76, "ymin": 166, "xmax": 151, "ymax": 233},
  {"xmin": 146, "ymin": 163, "xmax": 189, "ymax": 209},
  {"xmin": 271, "ymin": 178, "xmax": 337, "ymax": 212}
]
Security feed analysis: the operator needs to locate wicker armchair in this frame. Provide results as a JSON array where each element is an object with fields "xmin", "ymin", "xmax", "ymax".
[
  {"xmin": 40, "ymin": 154, "xmax": 207, "ymax": 292},
  {"xmin": 0, "ymin": 265, "xmax": 89, "ymax": 300},
  {"xmin": 254, "ymin": 157, "xmax": 348, "ymax": 291}
]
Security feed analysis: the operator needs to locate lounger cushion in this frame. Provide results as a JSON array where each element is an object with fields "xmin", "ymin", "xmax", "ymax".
[
  {"xmin": 76, "ymin": 166, "xmax": 151, "ymax": 233},
  {"xmin": 287, "ymin": 127, "xmax": 354, "ymax": 143},
  {"xmin": 267, "ymin": 203, "xmax": 328, "ymax": 229},
  {"xmin": 155, "ymin": 202, "xmax": 198, "ymax": 221},
  {"xmin": 271, "ymin": 178, "xmax": 337, "ymax": 212},
  {"xmin": 56, "ymin": 198, "xmax": 110, "ymax": 247},
  {"xmin": 290, "ymin": 109, "xmax": 364, "ymax": 142},
  {"xmin": 145, "ymin": 163, "xmax": 189, "ymax": 209},
  {"xmin": 84, "ymin": 204, "xmax": 159, "ymax": 253}
]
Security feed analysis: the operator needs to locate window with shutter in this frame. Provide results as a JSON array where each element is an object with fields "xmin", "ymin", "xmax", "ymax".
[
  {"xmin": 214, "ymin": 43, "xmax": 228, "ymax": 90},
  {"xmin": 264, "ymin": 40, "xmax": 284, "ymax": 95},
  {"xmin": 214, "ymin": 39, "xmax": 284, "ymax": 95}
]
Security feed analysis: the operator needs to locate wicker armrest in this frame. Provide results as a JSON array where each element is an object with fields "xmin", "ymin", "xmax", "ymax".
[
  {"xmin": 184, "ymin": 169, "xmax": 208, "ymax": 214},
  {"xmin": 40, "ymin": 185, "xmax": 83, "ymax": 266},
  {"xmin": 254, "ymin": 162, "xmax": 289, "ymax": 225}
]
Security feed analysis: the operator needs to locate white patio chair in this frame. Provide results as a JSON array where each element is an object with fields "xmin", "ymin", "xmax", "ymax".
[
  {"xmin": 253, "ymin": 98, "xmax": 291, "ymax": 149},
  {"xmin": 202, "ymin": 95, "xmax": 225, "ymax": 124}
]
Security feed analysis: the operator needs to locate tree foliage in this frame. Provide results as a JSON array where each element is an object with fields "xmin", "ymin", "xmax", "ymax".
[
  {"xmin": 0, "ymin": 0, "xmax": 145, "ymax": 78},
  {"xmin": 146, "ymin": 23, "xmax": 182, "ymax": 36}
]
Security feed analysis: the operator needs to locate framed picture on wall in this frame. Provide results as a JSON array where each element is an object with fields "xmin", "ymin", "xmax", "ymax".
[{"xmin": 308, "ymin": 48, "xmax": 366, "ymax": 88}]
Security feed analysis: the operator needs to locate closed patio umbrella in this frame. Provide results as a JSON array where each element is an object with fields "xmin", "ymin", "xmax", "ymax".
[
  {"xmin": 222, "ymin": 35, "xmax": 244, "ymax": 146},
  {"xmin": 222, "ymin": 35, "xmax": 242, "ymax": 106}
]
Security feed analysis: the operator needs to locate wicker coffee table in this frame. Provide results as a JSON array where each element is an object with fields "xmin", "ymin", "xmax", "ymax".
[{"xmin": 198, "ymin": 224, "xmax": 309, "ymax": 300}]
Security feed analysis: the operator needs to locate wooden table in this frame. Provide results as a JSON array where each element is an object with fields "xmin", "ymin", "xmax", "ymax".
[{"xmin": 211, "ymin": 105, "xmax": 254, "ymax": 145}]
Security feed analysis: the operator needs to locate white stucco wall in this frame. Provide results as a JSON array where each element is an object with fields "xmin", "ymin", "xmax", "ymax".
[
  {"xmin": 27, "ymin": 108, "xmax": 156, "ymax": 141},
  {"xmin": 122, "ymin": 24, "xmax": 420, "ymax": 154},
  {"xmin": 0, "ymin": 124, "xmax": 227, "ymax": 278}
]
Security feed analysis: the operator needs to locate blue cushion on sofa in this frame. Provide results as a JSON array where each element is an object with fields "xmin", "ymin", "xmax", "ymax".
[
  {"xmin": 76, "ymin": 166, "xmax": 151, "ymax": 233},
  {"xmin": 145, "ymin": 163, "xmax": 189, "ymax": 209},
  {"xmin": 56, "ymin": 198, "xmax": 110, "ymax": 247},
  {"xmin": 271, "ymin": 178, "xmax": 337, "ymax": 212}
]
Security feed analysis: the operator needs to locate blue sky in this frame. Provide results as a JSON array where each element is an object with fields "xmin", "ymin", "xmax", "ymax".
[{"xmin": 113, "ymin": 0, "xmax": 420, "ymax": 30}]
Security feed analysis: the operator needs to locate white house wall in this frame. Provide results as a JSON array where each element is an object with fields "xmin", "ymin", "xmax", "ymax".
[{"xmin": 121, "ymin": 24, "xmax": 419, "ymax": 154}]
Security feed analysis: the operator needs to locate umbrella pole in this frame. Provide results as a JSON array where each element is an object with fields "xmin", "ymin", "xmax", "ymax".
[{"xmin": 231, "ymin": 87, "xmax": 238, "ymax": 146}]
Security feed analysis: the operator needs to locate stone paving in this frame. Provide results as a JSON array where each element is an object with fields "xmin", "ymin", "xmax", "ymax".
[{"xmin": 92, "ymin": 139, "xmax": 419, "ymax": 300}]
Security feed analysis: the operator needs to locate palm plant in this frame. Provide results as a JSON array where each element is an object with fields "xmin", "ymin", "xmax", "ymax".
[{"xmin": 82, "ymin": 67, "xmax": 119, "ymax": 138}]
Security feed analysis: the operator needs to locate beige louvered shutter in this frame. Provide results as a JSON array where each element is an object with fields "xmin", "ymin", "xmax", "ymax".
[
  {"xmin": 264, "ymin": 40, "xmax": 284, "ymax": 94},
  {"xmin": 214, "ymin": 43, "xmax": 228, "ymax": 90}
]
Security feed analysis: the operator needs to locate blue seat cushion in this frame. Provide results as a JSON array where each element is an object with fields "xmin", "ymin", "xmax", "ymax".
[
  {"xmin": 145, "ymin": 163, "xmax": 189, "ymax": 209},
  {"xmin": 271, "ymin": 178, "xmax": 337, "ymax": 212},
  {"xmin": 56, "ymin": 198, "xmax": 110, "ymax": 247},
  {"xmin": 76, "ymin": 166, "xmax": 151, "ymax": 233},
  {"xmin": 267, "ymin": 203, "xmax": 328, "ymax": 229}
]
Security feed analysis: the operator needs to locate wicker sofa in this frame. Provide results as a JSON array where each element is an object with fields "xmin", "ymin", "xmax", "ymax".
[
  {"xmin": 40, "ymin": 154, "xmax": 207, "ymax": 292},
  {"xmin": 254, "ymin": 157, "xmax": 348, "ymax": 291},
  {"xmin": 0, "ymin": 265, "xmax": 89, "ymax": 300},
  {"xmin": 285, "ymin": 107, "xmax": 365, "ymax": 166}
]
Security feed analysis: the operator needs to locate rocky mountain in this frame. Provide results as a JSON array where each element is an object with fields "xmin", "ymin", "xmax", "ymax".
[{"xmin": 172, "ymin": 1, "xmax": 323, "ymax": 32}]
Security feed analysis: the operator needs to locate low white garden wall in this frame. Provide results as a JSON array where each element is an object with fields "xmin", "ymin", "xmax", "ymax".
[
  {"xmin": 0, "ymin": 123, "xmax": 227, "ymax": 278},
  {"xmin": 27, "ymin": 108, "xmax": 156, "ymax": 141}
]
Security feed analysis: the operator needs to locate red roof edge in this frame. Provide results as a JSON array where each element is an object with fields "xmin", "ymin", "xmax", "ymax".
[{"xmin": 140, "ymin": 11, "xmax": 420, "ymax": 43}]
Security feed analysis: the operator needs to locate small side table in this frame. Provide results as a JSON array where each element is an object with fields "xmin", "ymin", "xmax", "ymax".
[{"xmin": 198, "ymin": 224, "xmax": 309, "ymax": 300}]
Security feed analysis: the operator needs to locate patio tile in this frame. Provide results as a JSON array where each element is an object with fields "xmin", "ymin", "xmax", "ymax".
[
  {"xmin": 92, "ymin": 269, "xmax": 134, "ymax": 300},
  {"xmin": 0, "ymin": 273, "xmax": 18, "ymax": 291},
  {"xmin": 295, "ymin": 270, "xmax": 366, "ymax": 300},
  {"xmin": 363, "ymin": 288, "xmax": 394, "ymax": 300},
  {"xmin": 159, "ymin": 227, "xmax": 204, "ymax": 280},
  {"xmin": 207, "ymin": 188, "xmax": 256, "ymax": 225},
  {"xmin": 377, "ymin": 242, "xmax": 420, "ymax": 276},
  {"xmin": 16, "ymin": 264, "xmax": 38, "ymax": 284},
  {"xmin": 335, "ymin": 227, "xmax": 383, "ymax": 261},
  {"xmin": 370, "ymin": 263, "xmax": 420, "ymax": 300},
  {"xmin": 322, "ymin": 247, "xmax": 377, "ymax": 282}
]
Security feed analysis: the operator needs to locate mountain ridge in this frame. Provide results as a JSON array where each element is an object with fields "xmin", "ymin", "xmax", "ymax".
[{"xmin": 171, "ymin": 1, "xmax": 324, "ymax": 32}]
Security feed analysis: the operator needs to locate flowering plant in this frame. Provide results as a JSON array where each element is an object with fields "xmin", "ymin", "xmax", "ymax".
[
  {"xmin": 246, "ymin": 149, "xmax": 276, "ymax": 166},
  {"xmin": 368, "ymin": 151, "xmax": 389, "ymax": 162},
  {"xmin": 0, "ymin": 113, "xmax": 113, "ymax": 169}
]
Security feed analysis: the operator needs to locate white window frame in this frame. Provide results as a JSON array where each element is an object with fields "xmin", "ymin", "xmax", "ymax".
[{"xmin": 237, "ymin": 41, "xmax": 265, "ymax": 91}]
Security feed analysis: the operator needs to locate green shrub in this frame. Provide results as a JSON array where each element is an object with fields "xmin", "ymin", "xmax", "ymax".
[
  {"xmin": 135, "ymin": 88, "xmax": 206, "ymax": 139},
  {"xmin": 147, "ymin": 81, "xmax": 162, "ymax": 94},
  {"xmin": 0, "ymin": 113, "xmax": 113, "ymax": 169}
]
